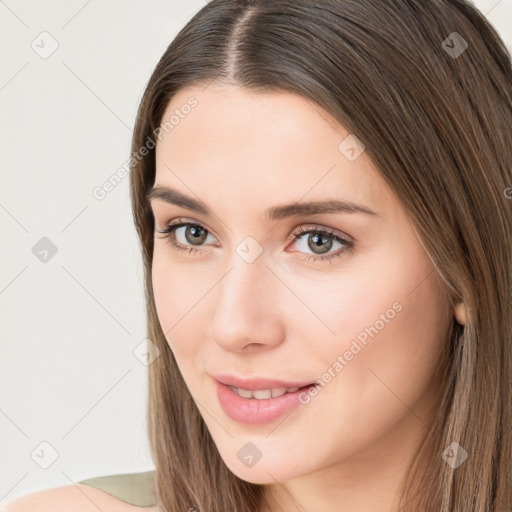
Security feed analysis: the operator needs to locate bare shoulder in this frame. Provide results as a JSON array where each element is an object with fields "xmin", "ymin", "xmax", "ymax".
[{"xmin": 2, "ymin": 483, "xmax": 159, "ymax": 512}]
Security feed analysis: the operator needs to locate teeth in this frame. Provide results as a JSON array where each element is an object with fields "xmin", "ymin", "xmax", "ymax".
[
  {"xmin": 253, "ymin": 389, "xmax": 272, "ymax": 399},
  {"xmin": 238, "ymin": 387, "xmax": 253, "ymax": 399},
  {"xmin": 229, "ymin": 385, "xmax": 302, "ymax": 399}
]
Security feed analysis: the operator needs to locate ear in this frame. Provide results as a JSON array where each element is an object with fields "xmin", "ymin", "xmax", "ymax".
[{"xmin": 454, "ymin": 302, "xmax": 467, "ymax": 326}]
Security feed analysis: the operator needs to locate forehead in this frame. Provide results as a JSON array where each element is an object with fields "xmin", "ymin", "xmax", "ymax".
[{"xmin": 154, "ymin": 84, "xmax": 395, "ymax": 218}]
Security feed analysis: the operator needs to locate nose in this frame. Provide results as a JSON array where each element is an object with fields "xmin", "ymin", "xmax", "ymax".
[{"xmin": 207, "ymin": 256, "xmax": 285, "ymax": 353}]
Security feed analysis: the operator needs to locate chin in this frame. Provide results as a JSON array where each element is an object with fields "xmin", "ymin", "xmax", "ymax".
[{"xmin": 219, "ymin": 450, "xmax": 304, "ymax": 484}]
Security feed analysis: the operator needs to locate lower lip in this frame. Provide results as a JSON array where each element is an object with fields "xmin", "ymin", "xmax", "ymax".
[{"xmin": 215, "ymin": 379, "xmax": 315, "ymax": 425}]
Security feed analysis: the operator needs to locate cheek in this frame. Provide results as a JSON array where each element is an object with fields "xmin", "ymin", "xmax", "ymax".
[
  {"xmin": 151, "ymin": 251, "xmax": 205, "ymax": 357},
  {"xmin": 296, "ymin": 257, "xmax": 451, "ymax": 440},
  {"xmin": 151, "ymin": 253, "xmax": 215, "ymax": 400}
]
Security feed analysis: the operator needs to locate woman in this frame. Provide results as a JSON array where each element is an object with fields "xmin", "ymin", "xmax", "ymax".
[
  {"xmin": 6, "ymin": 0, "xmax": 511, "ymax": 511},
  {"xmin": 130, "ymin": 0, "xmax": 512, "ymax": 510}
]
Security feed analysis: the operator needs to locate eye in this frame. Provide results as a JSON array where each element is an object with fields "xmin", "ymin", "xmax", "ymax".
[
  {"xmin": 156, "ymin": 218, "xmax": 217, "ymax": 256},
  {"xmin": 155, "ymin": 218, "xmax": 354, "ymax": 263},
  {"xmin": 288, "ymin": 225, "xmax": 354, "ymax": 263}
]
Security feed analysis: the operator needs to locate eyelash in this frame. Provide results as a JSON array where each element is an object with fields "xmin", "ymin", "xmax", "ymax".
[{"xmin": 155, "ymin": 218, "xmax": 354, "ymax": 263}]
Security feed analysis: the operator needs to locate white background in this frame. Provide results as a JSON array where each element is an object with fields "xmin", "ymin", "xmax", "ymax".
[{"xmin": 0, "ymin": 0, "xmax": 511, "ymax": 503}]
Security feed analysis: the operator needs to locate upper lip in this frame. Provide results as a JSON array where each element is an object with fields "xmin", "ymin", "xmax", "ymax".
[{"xmin": 212, "ymin": 374, "xmax": 315, "ymax": 391}]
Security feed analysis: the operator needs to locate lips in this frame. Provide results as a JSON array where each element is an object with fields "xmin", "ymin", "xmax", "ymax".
[{"xmin": 214, "ymin": 379, "xmax": 316, "ymax": 425}]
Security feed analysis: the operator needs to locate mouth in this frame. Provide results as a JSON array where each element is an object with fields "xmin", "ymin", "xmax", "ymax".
[{"xmin": 213, "ymin": 375, "xmax": 319, "ymax": 425}]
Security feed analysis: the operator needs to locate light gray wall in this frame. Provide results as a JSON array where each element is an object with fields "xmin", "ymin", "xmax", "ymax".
[
  {"xmin": 1, "ymin": 0, "xmax": 510, "ymax": 503},
  {"xmin": 0, "ymin": 0, "xmax": 207, "ymax": 502}
]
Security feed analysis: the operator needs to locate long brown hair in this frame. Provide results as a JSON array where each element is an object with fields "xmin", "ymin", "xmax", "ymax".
[{"xmin": 129, "ymin": 1, "xmax": 512, "ymax": 510}]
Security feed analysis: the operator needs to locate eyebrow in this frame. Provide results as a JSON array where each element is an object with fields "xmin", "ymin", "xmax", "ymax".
[{"xmin": 146, "ymin": 185, "xmax": 379, "ymax": 220}]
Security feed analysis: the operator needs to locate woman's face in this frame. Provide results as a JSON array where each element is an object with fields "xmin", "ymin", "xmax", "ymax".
[{"xmin": 150, "ymin": 83, "xmax": 453, "ymax": 489}]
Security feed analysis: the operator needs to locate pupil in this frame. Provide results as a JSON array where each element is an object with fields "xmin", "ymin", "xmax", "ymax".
[
  {"xmin": 186, "ymin": 225, "xmax": 207, "ymax": 244},
  {"xmin": 308, "ymin": 233, "xmax": 332, "ymax": 254}
]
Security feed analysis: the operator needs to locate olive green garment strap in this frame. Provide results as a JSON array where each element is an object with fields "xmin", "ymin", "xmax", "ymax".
[{"xmin": 77, "ymin": 470, "xmax": 156, "ymax": 508}]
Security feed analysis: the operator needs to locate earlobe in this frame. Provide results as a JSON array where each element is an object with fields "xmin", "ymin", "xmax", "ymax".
[{"xmin": 454, "ymin": 302, "xmax": 467, "ymax": 325}]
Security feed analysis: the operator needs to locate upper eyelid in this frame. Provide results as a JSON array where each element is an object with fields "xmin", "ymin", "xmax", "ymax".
[{"xmin": 292, "ymin": 224, "xmax": 353, "ymax": 242}]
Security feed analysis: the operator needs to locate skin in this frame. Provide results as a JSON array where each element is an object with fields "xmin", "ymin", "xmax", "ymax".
[{"xmin": 150, "ymin": 82, "xmax": 455, "ymax": 512}]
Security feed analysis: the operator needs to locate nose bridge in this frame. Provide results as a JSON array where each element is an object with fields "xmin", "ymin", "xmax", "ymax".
[
  {"xmin": 215, "ymin": 250, "xmax": 268, "ymax": 323},
  {"xmin": 218, "ymin": 232, "xmax": 269, "ymax": 307},
  {"xmin": 208, "ymin": 246, "xmax": 283, "ymax": 351}
]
